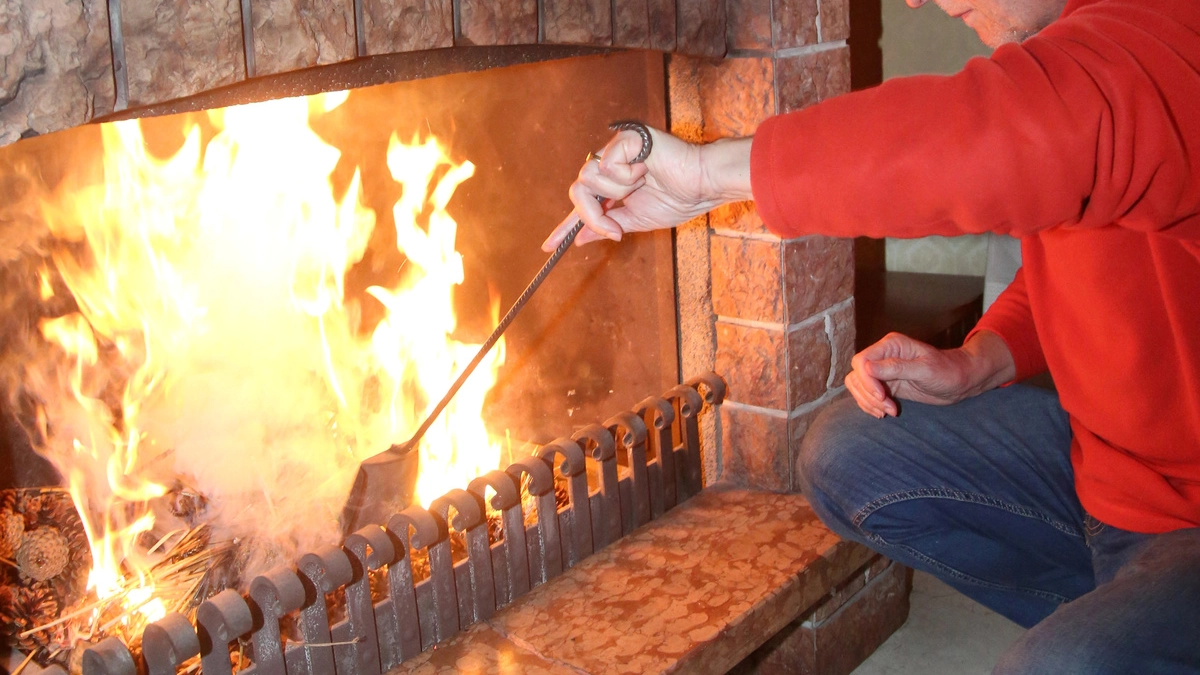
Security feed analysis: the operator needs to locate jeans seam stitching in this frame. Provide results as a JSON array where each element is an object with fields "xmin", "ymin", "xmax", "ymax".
[
  {"xmin": 852, "ymin": 487, "xmax": 1084, "ymax": 539},
  {"xmin": 864, "ymin": 533, "xmax": 1075, "ymax": 604}
]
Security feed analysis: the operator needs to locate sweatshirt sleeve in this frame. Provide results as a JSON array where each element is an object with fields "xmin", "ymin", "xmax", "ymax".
[
  {"xmin": 750, "ymin": 0, "xmax": 1200, "ymax": 241},
  {"xmin": 966, "ymin": 267, "xmax": 1047, "ymax": 382}
]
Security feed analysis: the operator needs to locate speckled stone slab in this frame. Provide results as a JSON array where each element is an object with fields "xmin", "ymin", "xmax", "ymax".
[
  {"xmin": 386, "ymin": 623, "xmax": 578, "ymax": 675},
  {"xmin": 388, "ymin": 485, "xmax": 871, "ymax": 675}
]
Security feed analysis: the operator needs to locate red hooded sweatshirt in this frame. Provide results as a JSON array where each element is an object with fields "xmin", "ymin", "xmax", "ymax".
[{"xmin": 750, "ymin": 0, "xmax": 1200, "ymax": 534}]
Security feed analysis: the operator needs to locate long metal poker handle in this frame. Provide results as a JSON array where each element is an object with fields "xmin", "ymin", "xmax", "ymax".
[
  {"xmin": 404, "ymin": 218, "xmax": 585, "ymax": 449},
  {"xmin": 402, "ymin": 121, "xmax": 652, "ymax": 452}
]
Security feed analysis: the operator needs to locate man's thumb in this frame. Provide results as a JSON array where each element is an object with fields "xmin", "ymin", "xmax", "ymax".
[{"xmin": 863, "ymin": 358, "xmax": 910, "ymax": 382}]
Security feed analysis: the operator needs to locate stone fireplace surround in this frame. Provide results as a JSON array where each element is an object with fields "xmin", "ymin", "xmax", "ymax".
[
  {"xmin": 3, "ymin": 0, "xmax": 900, "ymax": 672},
  {"xmin": 5, "ymin": 0, "xmax": 857, "ymax": 508}
]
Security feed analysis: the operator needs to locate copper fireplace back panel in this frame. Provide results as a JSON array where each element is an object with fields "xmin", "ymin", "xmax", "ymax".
[{"xmin": 0, "ymin": 50, "xmax": 677, "ymax": 476}]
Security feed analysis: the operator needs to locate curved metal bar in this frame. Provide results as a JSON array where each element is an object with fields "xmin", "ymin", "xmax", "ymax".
[
  {"xmin": 605, "ymin": 410, "xmax": 651, "ymax": 534},
  {"xmin": 383, "ymin": 508, "xmax": 430, "ymax": 659},
  {"xmin": 634, "ymin": 396, "xmax": 677, "ymax": 516},
  {"xmin": 82, "ymin": 637, "xmax": 137, "ymax": 675},
  {"xmin": 536, "ymin": 438, "xmax": 593, "ymax": 567},
  {"xmin": 506, "ymin": 455, "xmax": 555, "ymax": 496},
  {"xmin": 667, "ymin": 383, "xmax": 708, "ymax": 499},
  {"xmin": 343, "ymin": 527, "xmax": 397, "ymax": 675},
  {"xmin": 468, "ymin": 470, "xmax": 529, "ymax": 606},
  {"xmin": 142, "ymin": 612, "xmax": 201, "ymax": 675},
  {"xmin": 298, "ymin": 545, "xmax": 354, "ymax": 675},
  {"xmin": 683, "ymin": 372, "xmax": 727, "ymax": 497},
  {"xmin": 247, "ymin": 567, "xmax": 306, "ymax": 675},
  {"xmin": 686, "ymin": 371, "xmax": 728, "ymax": 406},
  {"xmin": 507, "ymin": 455, "xmax": 562, "ymax": 586},
  {"xmin": 431, "ymin": 488, "xmax": 495, "ymax": 624},
  {"xmin": 468, "ymin": 469, "xmax": 521, "ymax": 510},
  {"xmin": 573, "ymin": 423, "xmax": 621, "ymax": 550},
  {"xmin": 430, "ymin": 488, "xmax": 485, "ymax": 532},
  {"xmin": 195, "ymin": 589, "xmax": 253, "ymax": 675}
]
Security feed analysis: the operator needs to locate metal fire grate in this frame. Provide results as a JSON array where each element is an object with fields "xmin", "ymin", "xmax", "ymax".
[{"xmin": 79, "ymin": 373, "xmax": 726, "ymax": 675}]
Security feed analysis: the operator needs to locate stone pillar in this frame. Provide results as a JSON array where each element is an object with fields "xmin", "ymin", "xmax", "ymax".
[{"xmin": 691, "ymin": 0, "xmax": 854, "ymax": 492}]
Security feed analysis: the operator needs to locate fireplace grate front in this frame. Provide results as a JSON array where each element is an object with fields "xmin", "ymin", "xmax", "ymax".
[{"xmin": 78, "ymin": 373, "xmax": 726, "ymax": 675}]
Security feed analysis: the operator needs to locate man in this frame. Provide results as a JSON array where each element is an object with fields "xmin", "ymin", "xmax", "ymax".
[{"xmin": 542, "ymin": 0, "xmax": 1200, "ymax": 671}]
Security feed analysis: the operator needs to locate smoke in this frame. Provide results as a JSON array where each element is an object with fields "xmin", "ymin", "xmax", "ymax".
[{"xmin": 1, "ymin": 100, "xmax": 401, "ymax": 586}]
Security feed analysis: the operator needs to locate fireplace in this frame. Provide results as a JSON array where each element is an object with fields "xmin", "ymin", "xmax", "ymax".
[{"xmin": 1, "ymin": 0, "xmax": 859, "ymax": 672}]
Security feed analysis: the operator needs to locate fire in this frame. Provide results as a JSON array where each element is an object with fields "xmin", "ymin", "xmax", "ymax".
[{"xmin": 24, "ymin": 92, "xmax": 504, "ymax": 639}]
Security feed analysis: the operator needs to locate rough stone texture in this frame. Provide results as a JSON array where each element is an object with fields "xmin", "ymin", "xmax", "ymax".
[
  {"xmin": 775, "ymin": 45, "xmax": 851, "ymax": 114},
  {"xmin": 721, "ymin": 405, "xmax": 790, "ymax": 492},
  {"xmin": 473, "ymin": 486, "xmax": 877, "ymax": 675},
  {"xmin": 783, "ymin": 236, "xmax": 853, "ymax": 324},
  {"xmin": 711, "ymin": 235, "xmax": 783, "ymax": 324},
  {"xmin": 361, "ymin": 0, "xmax": 453, "ymax": 54},
  {"xmin": 122, "ymin": 0, "xmax": 244, "ymax": 107},
  {"xmin": 612, "ymin": 0, "xmax": 678, "ymax": 50},
  {"xmin": 458, "ymin": 0, "xmax": 538, "ymax": 46},
  {"xmin": 712, "ymin": 201, "xmax": 770, "ymax": 236},
  {"xmin": 542, "ymin": 0, "xmax": 612, "ymax": 45},
  {"xmin": 677, "ymin": 0, "xmax": 726, "ymax": 58},
  {"xmin": 614, "ymin": 0, "xmax": 652, "ymax": 48},
  {"xmin": 726, "ymin": 0, "xmax": 772, "ymax": 52},
  {"xmin": 828, "ymin": 300, "xmax": 854, "ymax": 385},
  {"xmin": 0, "ymin": 0, "xmax": 114, "ymax": 145},
  {"xmin": 729, "ymin": 560, "xmax": 911, "ymax": 675},
  {"xmin": 818, "ymin": 0, "xmax": 850, "ymax": 42},
  {"xmin": 669, "ymin": 55, "xmax": 719, "ymax": 486},
  {"xmin": 771, "ymin": 0, "xmax": 818, "ymax": 50},
  {"xmin": 647, "ymin": 0, "xmax": 678, "ymax": 51},
  {"xmin": 699, "ymin": 56, "xmax": 772, "ymax": 140},
  {"xmin": 715, "ymin": 321, "xmax": 788, "ymax": 410},
  {"xmin": 250, "ymin": 0, "xmax": 356, "ymax": 76},
  {"xmin": 788, "ymin": 319, "xmax": 832, "ymax": 408}
]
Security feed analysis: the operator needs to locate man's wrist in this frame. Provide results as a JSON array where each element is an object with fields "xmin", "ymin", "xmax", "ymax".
[
  {"xmin": 698, "ymin": 137, "xmax": 754, "ymax": 204},
  {"xmin": 957, "ymin": 330, "xmax": 1018, "ymax": 396}
]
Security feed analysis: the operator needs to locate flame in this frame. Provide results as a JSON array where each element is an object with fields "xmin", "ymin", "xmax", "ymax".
[{"xmin": 27, "ymin": 92, "xmax": 505, "ymax": 637}]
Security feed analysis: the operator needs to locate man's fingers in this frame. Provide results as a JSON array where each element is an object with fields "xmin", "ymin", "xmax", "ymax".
[
  {"xmin": 569, "ymin": 183, "xmax": 623, "ymax": 242},
  {"xmin": 863, "ymin": 357, "xmax": 923, "ymax": 384},
  {"xmin": 845, "ymin": 371, "xmax": 894, "ymax": 419}
]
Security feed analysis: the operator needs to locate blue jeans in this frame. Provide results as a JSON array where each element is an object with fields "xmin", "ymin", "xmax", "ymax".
[{"xmin": 798, "ymin": 386, "xmax": 1200, "ymax": 674}]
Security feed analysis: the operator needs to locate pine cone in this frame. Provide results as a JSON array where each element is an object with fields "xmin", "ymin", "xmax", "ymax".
[
  {"xmin": 1, "ymin": 509, "xmax": 24, "ymax": 558},
  {"xmin": 17, "ymin": 528, "xmax": 69, "ymax": 582},
  {"xmin": 7, "ymin": 584, "xmax": 60, "ymax": 654},
  {"xmin": 17, "ymin": 493, "xmax": 44, "ymax": 529}
]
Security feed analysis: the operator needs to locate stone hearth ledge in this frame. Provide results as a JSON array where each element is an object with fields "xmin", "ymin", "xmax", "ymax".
[{"xmin": 385, "ymin": 484, "xmax": 875, "ymax": 675}]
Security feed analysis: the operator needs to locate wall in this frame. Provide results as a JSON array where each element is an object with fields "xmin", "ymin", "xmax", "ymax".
[
  {"xmin": 879, "ymin": 2, "xmax": 992, "ymax": 275},
  {"xmin": 669, "ymin": 0, "xmax": 857, "ymax": 493}
]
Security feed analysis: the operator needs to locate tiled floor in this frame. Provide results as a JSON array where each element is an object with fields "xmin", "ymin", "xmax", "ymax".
[{"xmin": 853, "ymin": 571, "xmax": 1026, "ymax": 675}]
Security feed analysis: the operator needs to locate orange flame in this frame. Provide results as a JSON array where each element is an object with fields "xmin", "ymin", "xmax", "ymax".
[{"xmin": 27, "ymin": 92, "xmax": 505, "ymax": 634}]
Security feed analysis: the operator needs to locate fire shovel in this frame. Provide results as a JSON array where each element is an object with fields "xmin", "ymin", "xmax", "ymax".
[{"xmin": 339, "ymin": 121, "xmax": 653, "ymax": 536}]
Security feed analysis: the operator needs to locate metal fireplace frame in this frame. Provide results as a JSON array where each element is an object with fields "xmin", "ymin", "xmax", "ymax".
[{"xmin": 79, "ymin": 373, "xmax": 725, "ymax": 675}]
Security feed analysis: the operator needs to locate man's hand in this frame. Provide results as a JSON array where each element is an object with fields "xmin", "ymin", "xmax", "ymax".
[
  {"xmin": 846, "ymin": 330, "xmax": 1017, "ymax": 418},
  {"xmin": 541, "ymin": 128, "xmax": 753, "ymax": 251}
]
